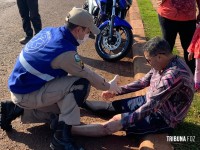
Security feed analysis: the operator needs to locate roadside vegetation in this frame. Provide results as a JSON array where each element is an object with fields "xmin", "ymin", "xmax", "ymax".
[{"xmin": 136, "ymin": 0, "xmax": 200, "ymax": 149}]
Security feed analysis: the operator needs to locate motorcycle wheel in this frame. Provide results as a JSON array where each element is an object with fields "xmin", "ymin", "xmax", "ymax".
[{"xmin": 95, "ymin": 25, "xmax": 133, "ymax": 62}]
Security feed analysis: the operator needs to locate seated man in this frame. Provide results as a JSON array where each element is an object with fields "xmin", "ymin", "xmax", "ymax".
[{"xmin": 78, "ymin": 36, "xmax": 195, "ymax": 136}]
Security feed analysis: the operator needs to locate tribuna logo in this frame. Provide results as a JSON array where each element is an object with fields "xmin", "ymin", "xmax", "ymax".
[{"xmin": 166, "ymin": 136, "xmax": 195, "ymax": 142}]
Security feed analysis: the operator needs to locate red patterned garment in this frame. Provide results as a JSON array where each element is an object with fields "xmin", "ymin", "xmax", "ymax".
[
  {"xmin": 171, "ymin": 0, "xmax": 195, "ymax": 13},
  {"xmin": 157, "ymin": 0, "xmax": 196, "ymax": 21},
  {"xmin": 188, "ymin": 24, "xmax": 200, "ymax": 59}
]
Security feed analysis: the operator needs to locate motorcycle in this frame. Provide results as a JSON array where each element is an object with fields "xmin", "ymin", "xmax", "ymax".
[{"xmin": 83, "ymin": 0, "xmax": 133, "ymax": 62}]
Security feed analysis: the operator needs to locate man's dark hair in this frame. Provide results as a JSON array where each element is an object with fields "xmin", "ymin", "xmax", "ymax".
[
  {"xmin": 143, "ymin": 36, "xmax": 171, "ymax": 56},
  {"xmin": 65, "ymin": 21, "xmax": 87, "ymax": 31}
]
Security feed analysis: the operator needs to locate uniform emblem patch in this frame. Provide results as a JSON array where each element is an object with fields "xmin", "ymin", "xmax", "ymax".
[
  {"xmin": 24, "ymin": 31, "xmax": 51, "ymax": 53},
  {"xmin": 74, "ymin": 54, "xmax": 81, "ymax": 62},
  {"xmin": 74, "ymin": 54, "xmax": 84, "ymax": 69}
]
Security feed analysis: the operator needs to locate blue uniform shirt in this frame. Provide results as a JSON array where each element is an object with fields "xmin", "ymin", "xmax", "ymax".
[{"xmin": 8, "ymin": 26, "xmax": 79, "ymax": 94}]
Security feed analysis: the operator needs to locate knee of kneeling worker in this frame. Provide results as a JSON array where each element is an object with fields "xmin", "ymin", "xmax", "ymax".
[
  {"xmin": 73, "ymin": 78, "xmax": 91, "ymax": 107},
  {"xmin": 74, "ymin": 78, "xmax": 90, "ymax": 90}
]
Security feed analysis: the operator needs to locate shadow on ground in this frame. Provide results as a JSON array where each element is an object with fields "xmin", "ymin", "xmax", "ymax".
[
  {"xmin": 5, "ymin": 123, "xmax": 139, "ymax": 150},
  {"xmin": 81, "ymin": 56, "xmax": 135, "ymax": 77},
  {"xmin": 6, "ymin": 125, "xmax": 52, "ymax": 150},
  {"xmin": 172, "ymin": 122, "xmax": 200, "ymax": 150},
  {"xmin": 4, "ymin": 109, "xmax": 139, "ymax": 150},
  {"xmin": 4, "ymin": 121, "xmax": 200, "ymax": 150}
]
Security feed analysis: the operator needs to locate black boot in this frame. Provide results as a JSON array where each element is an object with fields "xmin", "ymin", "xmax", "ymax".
[
  {"xmin": 19, "ymin": 36, "xmax": 32, "ymax": 45},
  {"xmin": 49, "ymin": 114, "xmax": 58, "ymax": 131},
  {"xmin": 0, "ymin": 101, "xmax": 24, "ymax": 131},
  {"xmin": 50, "ymin": 121, "xmax": 85, "ymax": 150}
]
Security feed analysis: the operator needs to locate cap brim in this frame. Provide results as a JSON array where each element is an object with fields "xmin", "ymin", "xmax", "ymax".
[{"xmin": 89, "ymin": 24, "xmax": 100, "ymax": 35}]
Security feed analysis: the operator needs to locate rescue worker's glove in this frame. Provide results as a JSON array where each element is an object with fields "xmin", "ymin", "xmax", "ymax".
[{"xmin": 108, "ymin": 75, "xmax": 122, "ymax": 94}]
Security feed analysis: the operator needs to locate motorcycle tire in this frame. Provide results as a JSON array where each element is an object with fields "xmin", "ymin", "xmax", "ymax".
[{"xmin": 95, "ymin": 25, "xmax": 133, "ymax": 62}]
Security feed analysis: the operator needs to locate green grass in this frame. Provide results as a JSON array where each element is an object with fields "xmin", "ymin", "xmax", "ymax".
[
  {"xmin": 136, "ymin": 0, "xmax": 200, "ymax": 149},
  {"xmin": 172, "ymin": 94, "xmax": 200, "ymax": 150},
  {"xmin": 137, "ymin": 0, "xmax": 162, "ymax": 40}
]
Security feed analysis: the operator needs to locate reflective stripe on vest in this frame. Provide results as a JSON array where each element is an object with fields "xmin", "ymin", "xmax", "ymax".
[{"xmin": 19, "ymin": 52, "xmax": 54, "ymax": 81}]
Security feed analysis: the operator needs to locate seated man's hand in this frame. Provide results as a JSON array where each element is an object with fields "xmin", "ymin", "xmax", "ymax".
[
  {"xmin": 101, "ymin": 91, "xmax": 115, "ymax": 100},
  {"xmin": 103, "ymin": 114, "xmax": 123, "ymax": 134}
]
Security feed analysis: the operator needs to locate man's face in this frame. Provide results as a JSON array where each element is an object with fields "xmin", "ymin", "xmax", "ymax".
[
  {"xmin": 144, "ymin": 51, "xmax": 162, "ymax": 71},
  {"xmin": 77, "ymin": 26, "xmax": 90, "ymax": 40}
]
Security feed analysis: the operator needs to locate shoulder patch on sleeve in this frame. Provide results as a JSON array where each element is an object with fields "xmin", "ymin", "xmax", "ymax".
[
  {"xmin": 74, "ymin": 54, "xmax": 84, "ymax": 69},
  {"xmin": 74, "ymin": 54, "xmax": 81, "ymax": 62}
]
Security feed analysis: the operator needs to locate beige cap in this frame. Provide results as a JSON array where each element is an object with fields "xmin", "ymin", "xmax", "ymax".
[{"xmin": 66, "ymin": 7, "xmax": 100, "ymax": 35}]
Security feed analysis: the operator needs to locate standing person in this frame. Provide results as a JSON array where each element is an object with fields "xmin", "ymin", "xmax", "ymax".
[
  {"xmin": 17, "ymin": 0, "xmax": 42, "ymax": 44},
  {"xmin": 157, "ymin": 0, "xmax": 200, "ymax": 73},
  {"xmin": 0, "ymin": 7, "xmax": 121, "ymax": 150},
  {"xmin": 81, "ymin": 37, "xmax": 195, "ymax": 136},
  {"xmin": 188, "ymin": 24, "xmax": 200, "ymax": 92}
]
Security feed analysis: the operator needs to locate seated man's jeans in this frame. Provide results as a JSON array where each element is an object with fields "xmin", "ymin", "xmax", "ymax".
[
  {"xmin": 84, "ymin": 95, "xmax": 173, "ymax": 135},
  {"xmin": 125, "ymin": 112, "xmax": 173, "ymax": 136}
]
